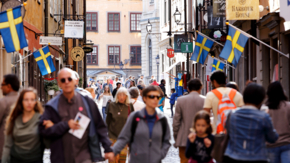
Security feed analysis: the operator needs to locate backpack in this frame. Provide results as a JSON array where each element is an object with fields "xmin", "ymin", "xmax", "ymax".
[
  {"xmin": 212, "ymin": 89, "xmax": 237, "ymax": 134},
  {"xmin": 129, "ymin": 112, "xmax": 167, "ymax": 150}
]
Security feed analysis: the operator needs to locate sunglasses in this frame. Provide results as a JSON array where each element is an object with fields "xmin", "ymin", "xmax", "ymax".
[
  {"xmin": 146, "ymin": 95, "xmax": 161, "ymax": 100},
  {"xmin": 60, "ymin": 77, "xmax": 73, "ymax": 83}
]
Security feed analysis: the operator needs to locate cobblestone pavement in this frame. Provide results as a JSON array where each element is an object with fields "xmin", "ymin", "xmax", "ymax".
[{"xmin": 43, "ymin": 98, "xmax": 181, "ymax": 163}]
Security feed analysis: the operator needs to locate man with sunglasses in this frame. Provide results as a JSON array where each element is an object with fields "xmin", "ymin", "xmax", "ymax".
[
  {"xmin": 39, "ymin": 68, "xmax": 113, "ymax": 163},
  {"xmin": 0, "ymin": 74, "xmax": 20, "ymax": 163}
]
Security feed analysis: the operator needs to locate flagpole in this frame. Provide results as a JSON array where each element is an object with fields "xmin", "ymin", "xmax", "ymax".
[
  {"xmin": 197, "ymin": 31, "xmax": 224, "ymax": 47},
  {"xmin": 226, "ymin": 22, "xmax": 289, "ymax": 58}
]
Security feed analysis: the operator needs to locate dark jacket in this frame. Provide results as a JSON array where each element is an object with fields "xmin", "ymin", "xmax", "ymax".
[
  {"xmin": 39, "ymin": 93, "xmax": 112, "ymax": 163},
  {"xmin": 159, "ymin": 84, "xmax": 167, "ymax": 97}
]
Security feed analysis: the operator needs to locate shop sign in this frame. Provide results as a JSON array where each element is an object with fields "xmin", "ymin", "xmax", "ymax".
[
  {"xmin": 167, "ymin": 48, "xmax": 174, "ymax": 58},
  {"xmin": 64, "ymin": 21, "xmax": 84, "ymax": 39},
  {"xmin": 174, "ymin": 34, "xmax": 187, "ymax": 52},
  {"xmin": 83, "ymin": 47, "xmax": 93, "ymax": 53},
  {"xmin": 226, "ymin": 0, "xmax": 259, "ymax": 20},
  {"xmin": 39, "ymin": 36, "xmax": 62, "ymax": 46},
  {"xmin": 71, "ymin": 47, "xmax": 84, "ymax": 62},
  {"xmin": 208, "ymin": 6, "xmax": 223, "ymax": 29},
  {"xmin": 213, "ymin": 0, "xmax": 226, "ymax": 17},
  {"xmin": 181, "ymin": 42, "xmax": 193, "ymax": 53}
]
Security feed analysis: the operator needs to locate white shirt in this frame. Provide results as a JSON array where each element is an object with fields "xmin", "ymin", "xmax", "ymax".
[
  {"xmin": 101, "ymin": 95, "xmax": 114, "ymax": 107},
  {"xmin": 137, "ymin": 95, "xmax": 144, "ymax": 102},
  {"xmin": 130, "ymin": 99, "xmax": 146, "ymax": 111}
]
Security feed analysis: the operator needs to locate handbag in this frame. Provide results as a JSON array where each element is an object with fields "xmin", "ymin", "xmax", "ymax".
[{"xmin": 211, "ymin": 111, "xmax": 232, "ymax": 163}]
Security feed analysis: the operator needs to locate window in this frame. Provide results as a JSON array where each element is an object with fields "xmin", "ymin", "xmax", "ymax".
[
  {"xmin": 130, "ymin": 13, "xmax": 141, "ymax": 32},
  {"xmin": 108, "ymin": 46, "xmax": 120, "ymax": 65},
  {"xmin": 50, "ymin": 0, "xmax": 53, "ymax": 16},
  {"xmin": 54, "ymin": 0, "xmax": 58, "ymax": 20},
  {"xmin": 164, "ymin": 1, "xmax": 166, "ymax": 24},
  {"xmin": 149, "ymin": 40, "xmax": 152, "ymax": 76},
  {"xmin": 108, "ymin": 13, "xmax": 120, "ymax": 32},
  {"xmin": 130, "ymin": 46, "xmax": 141, "ymax": 65},
  {"xmin": 86, "ymin": 46, "xmax": 98, "ymax": 64},
  {"xmin": 86, "ymin": 13, "xmax": 98, "ymax": 31}
]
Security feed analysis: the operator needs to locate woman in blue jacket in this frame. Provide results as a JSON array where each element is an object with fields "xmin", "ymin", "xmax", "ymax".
[{"xmin": 224, "ymin": 83, "xmax": 278, "ymax": 163}]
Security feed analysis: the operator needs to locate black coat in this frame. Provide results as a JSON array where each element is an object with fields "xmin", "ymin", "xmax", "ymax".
[{"xmin": 39, "ymin": 93, "xmax": 112, "ymax": 163}]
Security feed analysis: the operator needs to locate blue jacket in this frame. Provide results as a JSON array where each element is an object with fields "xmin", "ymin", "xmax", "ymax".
[
  {"xmin": 169, "ymin": 93, "xmax": 178, "ymax": 104},
  {"xmin": 225, "ymin": 106, "xmax": 278, "ymax": 161},
  {"xmin": 39, "ymin": 93, "xmax": 112, "ymax": 163}
]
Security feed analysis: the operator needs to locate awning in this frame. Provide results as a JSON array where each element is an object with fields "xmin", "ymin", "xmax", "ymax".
[
  {"xmin": 86, "ymin": 69, "xmax": 126, "ymax": 77},
  {"xmin": 165, "ymin": 61, "xmax": 182, "ymax": 73}
]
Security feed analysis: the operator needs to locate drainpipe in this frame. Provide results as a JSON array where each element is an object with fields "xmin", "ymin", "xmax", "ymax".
[
  {"xmin": 45, "ymin": 0, "xmax": 48, "ymax": 36},
  {"xmin": 168, "ymin": 0, "xmax": 172, "ymax": 46},
  {"xmin": 83, "ymin": 0, "xmax": 87, "ymax": 88},
  {"xmin": 64, "ymin": 0, "xmax": 68, "ymax": 66},
  {"xmin": 73, "ymin": 0, "xmax": 76, "ymax": 71}
]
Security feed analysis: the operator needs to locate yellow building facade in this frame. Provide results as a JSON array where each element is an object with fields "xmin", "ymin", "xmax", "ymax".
[{"xmin": 86, "ymin": 0, "xmax": 142, "ymax": 82}]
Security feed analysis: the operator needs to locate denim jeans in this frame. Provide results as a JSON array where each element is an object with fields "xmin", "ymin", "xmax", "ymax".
[
  {"xmin": 102, "ymin": 106, "xmax": 107, "ymax": 120},
  {"xmin": 268, "ymin": 144, "xmax": 290, "ymax": 163},
  {"xmin": 170, "ymin": 104, "xmax": 174, "ymax": 117}
]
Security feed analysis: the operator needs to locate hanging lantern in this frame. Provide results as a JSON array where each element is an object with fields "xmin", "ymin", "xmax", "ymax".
[{"xmin": 167, "ymin": 48, "xmax": 174, "ymax": 58}]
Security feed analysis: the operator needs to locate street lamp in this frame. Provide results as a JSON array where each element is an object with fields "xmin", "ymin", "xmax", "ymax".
[
  {"xmin": 155, "ymin": 54, "xmax": 160, "ymax": 82},
  {"xmin": 119, "ymin": 61, "xmax": 124, "ymax": 70},
  {"xmin": 146, "ymin": 20, "xmax": 152, "ymax": 33},
  {"xmin": 174, "ymin": 7, "xmax": 181, "ymax": 25}
]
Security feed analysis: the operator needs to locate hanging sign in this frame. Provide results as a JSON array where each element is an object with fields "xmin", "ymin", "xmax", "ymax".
[
  {"xmin": 226, "ymin": 0, "xmax": 259, "ymax": 20},
  {"xmin": 167, "ymin": 48, "xmax": 174, "ymax": 58},
  {"xmin": 40, "ymin": 36, "xmax": 62, "ymax": 46},
  {"xmin": 213, "ymin": 0, "xmax": 226, "ymax": 17},
  {"xmin": 71, "ymin": 47, "xmax": 84, "ymax": 62},
  {"xmin": 64, "ymin": 21, "xmax": 84, "ymax": 39},
  {"xmin": 174, "ymin": 34, "xmax": 187, "ymax": 52},
  {"xmin": 181, "ymin": 42, "xmax": 193, "ymax": 53},
  {"xmin": 208, "ymin": 6, "xmax": 223, "ymax": 29}
]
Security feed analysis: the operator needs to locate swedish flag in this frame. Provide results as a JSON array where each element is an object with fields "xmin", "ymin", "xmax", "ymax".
[
  {"xmin": 0, "ymin": 6, "xmax": 28, "ymax": 53},
  {"xmin": 212, "ymin": 59, "xmax": 225, "ymax": 72},
  {"xmin": 33, "ymin": 46, "xmax": 56, "ymax": 76},
  {"xmin": 191, "ymin": 33, "xmax": 214, "ymax": 64},
  {"xmin": 219, "ymin": 26, "xmax": 249, "ymax": 66}
]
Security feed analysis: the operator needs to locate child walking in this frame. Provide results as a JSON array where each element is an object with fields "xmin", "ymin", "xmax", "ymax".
[
  {"xmin": 185, "ymin": 110, "xmax": 214, "ymax": 163},
  {"xmin": 169, "ymin": 88, "xmax": 178, "ymax": 117}
]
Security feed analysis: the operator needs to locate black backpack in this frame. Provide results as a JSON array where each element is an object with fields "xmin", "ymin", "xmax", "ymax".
[{"xmin": 129, "ymin": 112, "xmax": 168, "ymax": 147}]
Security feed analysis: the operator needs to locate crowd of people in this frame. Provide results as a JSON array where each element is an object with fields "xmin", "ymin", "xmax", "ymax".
[{"xmin": 0, "ymin": 68, "xmax": 289, "ymax": 163}]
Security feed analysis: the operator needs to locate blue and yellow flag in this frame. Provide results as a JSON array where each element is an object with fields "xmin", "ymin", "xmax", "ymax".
[
  {"xmin": 0, "ymin": 6, "xmax": 28, "ymax": 53},
  {"xmin": 191, "ymin": 33, "xmax": 214, "ymax": 64},
  {"xmin": 219, "ymin": 26, "xmax": 249, "ymax": 66},
  {"xmin": 212, "ymin": 59, "xmax": 225, "ymax": 72},
  {"xmin": 33, "ymin": 46, "xmax": 56, "ymax": 76}
]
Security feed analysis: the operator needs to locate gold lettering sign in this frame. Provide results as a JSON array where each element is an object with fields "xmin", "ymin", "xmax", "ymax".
[{"xmin": 226, "ymin": 0, "xmax": 259, "ymax": 20}]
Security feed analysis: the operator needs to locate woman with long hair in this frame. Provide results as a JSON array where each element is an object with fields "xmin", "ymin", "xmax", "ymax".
[
  {"xmin": 106, "ymin": 87, "xmax": 134, "ymax": 163},
  {"xmin": 98, "ymin": 85, "xmax": 113, "ymax": 120},
  {"xmin": 130, "ymin": 80, "xmax": 136, "ymax": 88},
  {"xmin": 106, "ymin": 85, "xmax": 171, "ymax": 163},
  {"xmin": 266, "ymin": 81, "xmax": 290, "ymax": 163},
  {"xmin": 2, "ymin": 87, "xmax": 45, "ymax": 163}
]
